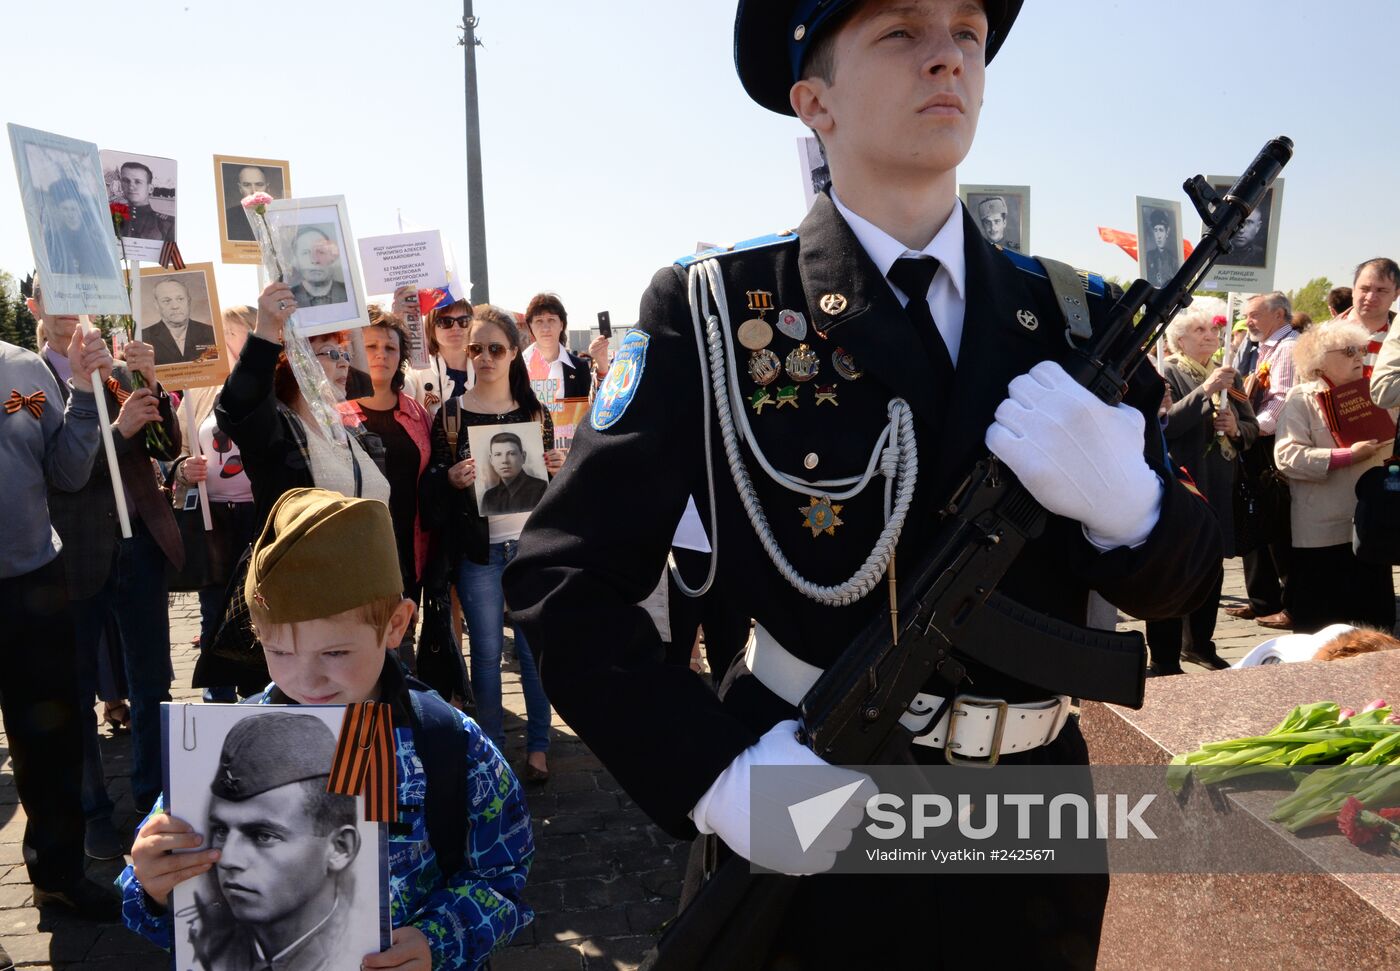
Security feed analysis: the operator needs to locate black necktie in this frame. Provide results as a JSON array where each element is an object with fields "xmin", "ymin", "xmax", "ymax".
[
  {"xmin": 1239, "ymin": 339, "xmax": 1259, "ymax": 375},
  {"xmin": 887, "ymin": 257, "xmax": 956, "ymax": 394}
]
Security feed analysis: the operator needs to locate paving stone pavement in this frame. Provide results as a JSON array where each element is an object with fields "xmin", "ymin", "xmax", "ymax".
[{"xmin": 1, "ymin": 561, "xmax": 1395, "ymax": 969}]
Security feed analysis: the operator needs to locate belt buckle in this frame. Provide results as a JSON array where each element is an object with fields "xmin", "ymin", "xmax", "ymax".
[{"xmin": 944, "ymin": 696, "xmax": 1009, "ymax": 768}]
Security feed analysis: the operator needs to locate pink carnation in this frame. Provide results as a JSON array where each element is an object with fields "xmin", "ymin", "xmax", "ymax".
[{"xmin": 240, "ymin": 192, "xmax": 275, "ymax": 212}]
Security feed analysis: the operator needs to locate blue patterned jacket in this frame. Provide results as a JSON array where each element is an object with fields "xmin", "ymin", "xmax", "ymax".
[{"xmin": 117, "ymin": 673, "xmax": 535, "ymax": 970}]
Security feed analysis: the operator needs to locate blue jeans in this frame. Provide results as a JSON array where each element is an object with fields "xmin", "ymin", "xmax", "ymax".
[
  {"xmin": 455, "ymin": 542, "xmax": 550, "ymax": 754},
  {"xmin": 71, "ymin": 528, "xmax": 173, "ymax": 815}
]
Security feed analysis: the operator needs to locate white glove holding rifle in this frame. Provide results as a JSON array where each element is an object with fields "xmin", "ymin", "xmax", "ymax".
[
  {"xmin": 690, "ymin": 720, "xmax": 875, "ymax": 876},
  {"xmin": 986, "ymin": 361, "xmax": 1163, "ymax": 550}
]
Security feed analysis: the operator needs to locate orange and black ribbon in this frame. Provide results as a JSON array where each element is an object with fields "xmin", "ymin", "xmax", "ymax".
[
  {"xmin": 328, "ymin": 702, "xmax": 398, "ymax": 823},
  {"xmin": 159, "ymin": 239, "xmax": 185, "ymax": 270},
  {"xmin": 104, "ymin": 377, "xmax": 132, "ymax": 406},
  {"xmin": 4, "ymin": 389, "xmax": 45, "ymax": 418}
]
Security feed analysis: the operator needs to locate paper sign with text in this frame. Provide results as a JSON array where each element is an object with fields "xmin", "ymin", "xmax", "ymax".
[{"xmin": 358, "ymin": 230, "xmax": 445, "ymax": 296}]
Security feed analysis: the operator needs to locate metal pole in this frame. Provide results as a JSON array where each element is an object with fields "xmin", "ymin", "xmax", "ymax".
[{"xmin": 461, "ymin": 0, "xmax": 489, "ymax": 305}]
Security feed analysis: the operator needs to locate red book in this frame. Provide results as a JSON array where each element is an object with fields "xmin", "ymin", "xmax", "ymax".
[{"xmin": 1318, "ymin": 378, "xmax": 1397, "ymax": 447}]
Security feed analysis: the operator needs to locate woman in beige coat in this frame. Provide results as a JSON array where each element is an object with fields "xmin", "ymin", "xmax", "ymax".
[{"xmin": 1275, "ymin": 319, "xmax": 1396, "ymax": 632}]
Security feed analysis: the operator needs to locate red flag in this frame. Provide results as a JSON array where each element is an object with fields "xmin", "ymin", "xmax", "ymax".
[{"xmin": 1099, "ymin": 228, "xmax": 1195, "ymax": 264}]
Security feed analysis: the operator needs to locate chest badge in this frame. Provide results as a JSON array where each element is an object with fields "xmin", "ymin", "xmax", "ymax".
[
  {"xmin": 800, "ymin": 496, "xmax": 844, "ymax": 537},
  {"xmin": 1016, "ymin": 309, "xmax": 1039, "ymax": 332},
  {"xmin": 820, "ymin": 293, "xmax": 848, "ymax": 316},
  {"xmin": 832, "ymin": 347, "xmax": 863, "ymax": 381},
  {"xmin": 775, "ymin": 385, "xmax": 800, "ymax": 409},
  {"xmin": 748, "ymin": 348, "xmax": 781, "ymax": 386},
  {"xmin": 814, "ymin": 384, "xmax": 839, "ymax": 407},
  {"xmin": 784, "ymin": 344, "xmax": 820, "ymax": 383},
  {"xmin": 776, "ymin": 309, "xmax": 808, "ymax": 342},
  {"xmin": 750, "ymin": 388, "xmax": 774, "ymax": 414}
]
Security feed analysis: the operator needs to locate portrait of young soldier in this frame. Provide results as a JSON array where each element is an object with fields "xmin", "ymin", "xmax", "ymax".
[
  {"xmin": 116, "ymin": 160, "xmax": 175, "ymax": 242},
  {"xmin": 1143, "ymin": 207, "xmax": 1177, "ymax": 288},
  {"xmin": 480, "ymin": 431, "xmax": 548, "ymax": 515},
  {"xmin": 505, "ymin": 1, "xmax": 1221, "ymax": 967},
  {"xmin": 188, "ymin": 712, "xmax": 360, "ymax": 971}
]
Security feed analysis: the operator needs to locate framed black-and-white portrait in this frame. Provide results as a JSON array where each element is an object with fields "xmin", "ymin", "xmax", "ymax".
[
  {"xmin": 796, "ymin": 136, "xmax": 831, "ymax": 210},
  {"xmin": 213, "ymin": 154, "xmax": 292, "ymax": 264},
  {"xmin": 468, "ymin": 420, "xmax": 548, "ymax": 517},
  {"xmin": 100, "ymin": 149, "xmax": 177, "ymax": 263},
  {"xmin": 1135, "ymin": 196, "xmax": 1183, "ymax": 289},
  {"xmin": 960, "ymin": 184, "xmax": 1030, "ymax": 254},
  {"xmin": 1203, "ymin": 177, "xmax": 1285, "ymax": 293},
  {"xmin": 8, "ymin": 123, "xmax": 127, "ymax": 315},
  {"xmin": 139, "ymin": 262, "xmax": 227, "ymax": 389},
  {"xmin": 163, "ymin": 704, "xmax": 389, "ymax": 971},
  {"xmin": 259, "ymin": 195, "xmax": 369, "ymax": 337}
]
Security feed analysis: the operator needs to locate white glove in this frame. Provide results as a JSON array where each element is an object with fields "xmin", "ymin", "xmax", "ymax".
[
  {"xmin": 690, "ymin": 720, "xmax": 875, "ymax": 875},
  {"xmin": 986, "ymin": 361, "xmax": 1162, "ymax": 549}
]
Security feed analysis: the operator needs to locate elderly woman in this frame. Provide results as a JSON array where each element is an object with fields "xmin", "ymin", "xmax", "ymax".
[
  {"xmin": 1275, "ymin": 319, "xmax": 1396, "ymax": 632},
  {"xmin": 1145, "ymin": 303, "xmax": 1259, "ymax": 674}
]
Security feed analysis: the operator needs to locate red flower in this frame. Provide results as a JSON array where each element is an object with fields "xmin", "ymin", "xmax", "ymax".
[
  {"xmin": 110, "ymin": 202, "xmax": 131, "ymax": 228},
  {"xmin": 1338, "ymin": 796, "xmax": 1400, "ymax": 847}
]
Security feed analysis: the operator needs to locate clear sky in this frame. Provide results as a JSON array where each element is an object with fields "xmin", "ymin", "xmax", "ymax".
[{"xmin": 4, "ymin": 0, "xmax": 1397, "ymax": 329}]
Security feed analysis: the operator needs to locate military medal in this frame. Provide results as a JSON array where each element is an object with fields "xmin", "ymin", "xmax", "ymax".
[
  {"xmin": 748, "ymin": 349, "xmax": 781, "ymax": 386},
  {"xmin": 775, "ymin": 385, "xmax": 800, "ymax": 409},
  {"xmin": 750, "ymin": 388, "xmax": 774, "ymax": 414},
  {"xmin": 737, "ymin": 317, "xmax": 774, "ymax": 351},
  {"xmin": 814, "ymin": 384, "xmax": 838, "ymax": 407},
  {"xmin": 746, "ymin": 290, "xmax": 775, "ymax": 314},
  {"xmin": 776, "ymin": 308, "xmax": 808, "ymax": 342},
  {"xmin": 784, "ymin": 343, "xmax": 820, "ymax": 383},
  {"xmin": 832, "ymin": 347, "xmax": 863, "ymax": 381},
  {"xmin": 800, "ymin": 496, "xmax": 844, "ymax": 537}
]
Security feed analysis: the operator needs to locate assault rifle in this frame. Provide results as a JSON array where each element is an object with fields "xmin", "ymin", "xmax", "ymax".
[{"xmin": 645, "ymin": 137, "xmax": 1294, "ymax": 971}]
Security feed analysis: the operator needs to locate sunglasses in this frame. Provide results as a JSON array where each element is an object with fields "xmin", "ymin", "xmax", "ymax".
[
  {"xmin": 467, "ymin": 342, "xmax": 510, "ymax": 359},
  {"xmin": 1326, "ymin": 346, "xmax": 1365, "ymax": 358},
  {"xmin": 315, "ymin": 348, "xmax": 350, "ymax": 362},
  {"xmin": 435, "ymin": 315, "xmax": 472, "ymax": 329}
]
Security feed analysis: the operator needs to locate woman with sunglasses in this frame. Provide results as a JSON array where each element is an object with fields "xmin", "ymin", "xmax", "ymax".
[
  {"xmin": 340, "ymin": 306, "xmax": 435, "ymax": 670},
  {"xmin": 397, "ymin": 286, "xmax": 475, "ymax": 417},
  {"xmin": 425, "ymin": 305, "xmax": 564, "ymax": 783},
  {"xmin": 1276, "ymin": 318, "xmax": 1397, "ymax": 631}
]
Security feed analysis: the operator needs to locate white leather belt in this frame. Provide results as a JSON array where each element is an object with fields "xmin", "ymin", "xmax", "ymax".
[{"xmin": 744, "ymin": 624, "xmax": 1070, "ymax": 765}]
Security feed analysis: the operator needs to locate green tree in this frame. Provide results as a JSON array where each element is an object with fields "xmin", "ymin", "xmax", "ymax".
[
  {"xmin": 1287, "ymin": 276, "xmax": 1334, "ymax": 322},
  {"xmin": 0, "ymin": 270, "xmax": 38, "ymax": 352}
]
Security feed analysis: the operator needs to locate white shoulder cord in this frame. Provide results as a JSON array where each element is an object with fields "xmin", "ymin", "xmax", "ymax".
[{"xmin": 668, "ymin": 258, "xmax": 919, "ymax": 607}]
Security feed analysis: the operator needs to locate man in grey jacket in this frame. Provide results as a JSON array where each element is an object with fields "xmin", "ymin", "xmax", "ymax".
[{"xmin": 0, "ymin": 325, "xmax": 126, "ymax": 941}]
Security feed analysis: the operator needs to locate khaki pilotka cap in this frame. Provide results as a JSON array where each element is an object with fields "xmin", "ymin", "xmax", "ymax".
[
  {"xmin": 210, "ymin": 712, "xmax": 339, "ymax": 801},
  {"xmin": 246, "ymin": 488, "xmax": 403, "ymax": 624}
]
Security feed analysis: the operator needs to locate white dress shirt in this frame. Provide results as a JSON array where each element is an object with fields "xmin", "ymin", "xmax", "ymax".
[{"xmin": 830, "ymin": 190, "xmax": 968, "ymax": 366}]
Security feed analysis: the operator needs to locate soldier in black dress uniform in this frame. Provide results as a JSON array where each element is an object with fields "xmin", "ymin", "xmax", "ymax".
[{"xmin": 505, "ymin": 1, "xmax": 1222, "ymax": 966}]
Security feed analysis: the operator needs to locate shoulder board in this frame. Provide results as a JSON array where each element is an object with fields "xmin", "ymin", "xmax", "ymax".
[
  {"xmin": 675, "ymin": 230, "xmax": 798, "ymax": 268},
  {"xmin": 1001, "ymin": 248, "xmax": 1108, "ymax": 299}
]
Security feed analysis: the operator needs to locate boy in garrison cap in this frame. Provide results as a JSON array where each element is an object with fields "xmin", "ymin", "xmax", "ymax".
[
  {"xmin": 119, "ymin": 489, "xmax": 535, "ymax": 970},
  {"xmin": 187, "ymin": 713, "xmax": 361, "ymax": 971}
]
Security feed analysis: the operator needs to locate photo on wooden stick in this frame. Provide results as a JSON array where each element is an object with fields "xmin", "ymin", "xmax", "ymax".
[
  {"xmin": 100, "ymin": 148, "xmax": 176, "ymax": 263},
  {"xmin": 213, "ymin": 154, "xmax": 292, "ymax": 264},
  {"xmin": 8, "ymin": 123, "xmax": 127, "ymax": 315},
  {"xmin": 960, "ymin": 183, "xmax": 1031, "ymax": 254},
  {"xmin": 138, "ymin": 262, "xmax": 227, "ymax": 390}
]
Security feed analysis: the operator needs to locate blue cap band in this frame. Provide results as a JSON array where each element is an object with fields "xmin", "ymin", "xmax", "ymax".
[{"xmin": 786, "ymin": 0, "xmax": 856, "ymax": 83}]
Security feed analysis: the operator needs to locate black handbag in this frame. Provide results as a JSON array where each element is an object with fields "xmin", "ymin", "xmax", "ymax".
[
  {"xmin": 206, "ymin": 544, "xmax": 262, "ymax": 664},
  {"xmin": 166, "ymin": 493, "xmax": 246, "ymax": 593},
  {"xmin": 1233, "ymin": 457, "xmax": 1287, "ymax": 558},
  {"xmin": 1353, "ymin": 430, "xmax": 1400, "ymax": 565}
]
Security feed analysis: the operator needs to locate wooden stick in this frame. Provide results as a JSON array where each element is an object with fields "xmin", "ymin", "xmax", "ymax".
[
  {"xmin": 79, "ymin": 315, "xmax": 132, "ymax": 539},
  {"xmin": 181, "ymin": 394, "xmax": 213, "ymax": 531}
]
